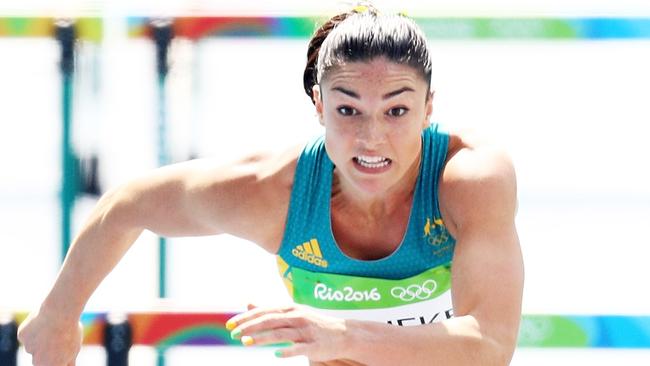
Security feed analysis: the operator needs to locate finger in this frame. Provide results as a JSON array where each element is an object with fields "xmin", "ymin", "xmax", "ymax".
[
  {"xmin": 240, "ymin": 327, "xmax": 303, "ymax": 347},
  {"xmin": 234, "ymin": 312, "xmax": 306, "ymax": 340},
  {"xmin": 226, "ymin": 306, "xmax": 269, "ymax": 330},
  {"xmin": 68, "ymin": 360, "xmax": 76, "ymax": 366},
  {"xmin": 226, "ymin": 305, "xmax": 296, "ymax": 330},
  {"xmin": 275, "ymin": 342, "xmax": 310, "ymax": 358},
  {"xmin": 16, "ymin": 320, "xmax": 31, "ymax": 345}
]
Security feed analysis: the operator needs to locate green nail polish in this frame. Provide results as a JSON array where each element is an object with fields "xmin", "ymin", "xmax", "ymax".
[
  {"xmin": 275, "ymin": 350, "xmax": 283, "ymax": 358},
  {"xmin": 230, "ymin": 329, "xmax": 241, "ymax": 339}
]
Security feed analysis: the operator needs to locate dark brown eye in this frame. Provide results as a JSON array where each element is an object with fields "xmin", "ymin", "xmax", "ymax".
[
  {"xmin": 388, "ymin": 107, "xmax": 408, "ymax": 117},
  {"xmin": 337, "ymin": 106, "xmax": 358, "ymax": 116}
]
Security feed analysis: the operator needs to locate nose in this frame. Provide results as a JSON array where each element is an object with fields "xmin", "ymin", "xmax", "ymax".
[{"xmin": 356, "ymin": 117, "xmax": 386, "ymax": 148}]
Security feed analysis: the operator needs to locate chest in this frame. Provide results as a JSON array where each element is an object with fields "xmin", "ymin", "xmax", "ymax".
[{"xmin": 330, "ymin": 203, "xmax": 411, "ymax": 261}]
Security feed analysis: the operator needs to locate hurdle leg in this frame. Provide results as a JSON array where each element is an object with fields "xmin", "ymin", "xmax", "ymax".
[
  {"xmin": 151, "ymin": 20, "xmax": 174, "ymax": 366},
  {"xmin": 54, "ymin": 19, "xmax": 77, "ymax": 263},
  {"xmin": 156, "ymin": 348, "xmax": 166, "ymax": 366},
  {"xmin": 104, "ymin": 315, "xmax": 132, "ymax": 366},
  {"xmin": 150, "ymin": 20, "xmax": 174, "ymax": 301},
  {"xmin": 0, "ymin": 317, "xmax": 18, "ymax": 366}
]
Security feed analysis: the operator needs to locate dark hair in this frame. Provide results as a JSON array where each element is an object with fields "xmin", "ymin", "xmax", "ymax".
[{"xmin": 303, "ymin": 5, "xmax": 432, "ymax": 104}]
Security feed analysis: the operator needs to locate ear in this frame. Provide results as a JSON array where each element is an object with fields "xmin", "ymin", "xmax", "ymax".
[
  {"xmin": 312, "ymin": 84, "xmax": 324, "ymax": 126},
  {"xmin": 423, "ymin": 90, "xmax": 434, "ymax": 129}
]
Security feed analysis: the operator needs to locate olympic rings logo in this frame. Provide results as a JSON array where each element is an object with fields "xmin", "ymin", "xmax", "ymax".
[
  {"xmin": 427, "ymin": 232, "xmax": 449, "ymax": 246},
  {"xmin": 390, "ymin": 280, "xmax": 438, "ymax": 302}
]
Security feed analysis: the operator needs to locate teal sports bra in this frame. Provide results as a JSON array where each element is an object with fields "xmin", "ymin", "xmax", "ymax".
[{"xmin": 276, "ymin": 123, "xmax": 457, "ymax": 326}]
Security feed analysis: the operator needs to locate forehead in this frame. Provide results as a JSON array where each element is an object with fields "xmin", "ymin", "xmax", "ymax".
[{"xmin": 322, "ymin": 58, "xmax": 426, "ymax": 92}]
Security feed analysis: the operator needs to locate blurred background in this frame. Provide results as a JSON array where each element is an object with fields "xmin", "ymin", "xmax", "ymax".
[{"xmin": 1, "ymin": 0, "xmax": 650, "ymax": 365}]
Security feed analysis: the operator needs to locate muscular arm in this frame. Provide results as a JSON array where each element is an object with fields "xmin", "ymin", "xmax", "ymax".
[
  {"xmin": 338, "ymin": 146, "xmax": 524, "ymax": 365},
  {"xmin": 39, "ymin": 147, "xmax": 300, "ymax": 321}
]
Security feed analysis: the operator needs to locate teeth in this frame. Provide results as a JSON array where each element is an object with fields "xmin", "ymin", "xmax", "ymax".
[
  {"xmin": 355, "ymin": 156, "xmax": 391, "ymax": 169},
  {"xmin": 357, "ymin": 155, "xmax": 388, "ymax": 163},
  {"xmin": 358, "ymin": 160, "xmax": 389, "ymax": 168}
]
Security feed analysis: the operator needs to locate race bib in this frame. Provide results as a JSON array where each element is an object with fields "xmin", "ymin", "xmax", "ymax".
[{"xmin": 291, "ymin": 264, "xmax": 454, "ymax": 326}]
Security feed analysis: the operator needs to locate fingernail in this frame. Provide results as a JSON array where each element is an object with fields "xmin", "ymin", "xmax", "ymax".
[
  {"xmin": 241, "ymin": 335, "xmax": 254, "ymax": 346},
  {"xmin": 230, "ymin": 328, "xmax": 241, "ymax": 339},
  {"xmin": 225, "ymin": 319, "xmax": 237, "ymax": 331},
  {"xmin": 274, "ymin": 349, "xmax": 283, "ymax": 358}
]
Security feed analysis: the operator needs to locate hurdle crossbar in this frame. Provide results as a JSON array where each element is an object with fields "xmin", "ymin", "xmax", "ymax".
[
  {"xmin": 0, "ymin": 17, "xmax": 102, "ymax": 41},
  {"xmin": 126, "ymin": 16, "xmax": 650, "ymax": 40}
]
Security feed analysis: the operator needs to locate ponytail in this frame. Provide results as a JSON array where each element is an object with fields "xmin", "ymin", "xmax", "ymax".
[
  {"xmin": 303, "ymin": 4, "xmax": 379, "ymax": 104},
  {"xmin": 302, "ymin": 13, "xmax": 350, "ymax": 104}
]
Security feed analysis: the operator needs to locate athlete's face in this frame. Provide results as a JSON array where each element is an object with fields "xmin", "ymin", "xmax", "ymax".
[{"xmin": 313, "ymin": 58, "xmax": 433, "ymax": 196}]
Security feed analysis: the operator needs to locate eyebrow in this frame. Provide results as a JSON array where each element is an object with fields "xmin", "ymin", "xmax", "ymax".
[{"xmin": 331, "ymin": 86, "xmax": 415, "ymax": 100}]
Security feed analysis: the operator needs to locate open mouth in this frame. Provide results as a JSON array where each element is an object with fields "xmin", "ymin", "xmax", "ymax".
[{"xmin": 353, "ymin": 155, "xmax": 392, "ymax": 169}]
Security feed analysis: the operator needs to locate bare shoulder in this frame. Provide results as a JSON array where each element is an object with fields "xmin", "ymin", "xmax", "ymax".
[
  {"xmin": 439, "ymin": 129, "xmax": 517, "ymax": 233},
  {"xmin": 117, "ymin": 144, "xmax": 303, "ymax": 253},
  {"xmin": 193, "ymin": 144, "xmax": 304, "ymax": 251},
  {"xmin": 194, "ymin": 144, "xmax": 302, "ymax": 192}
]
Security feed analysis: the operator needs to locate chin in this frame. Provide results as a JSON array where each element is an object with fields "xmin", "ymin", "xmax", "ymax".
[{"xmin": 350, "ymin": 177, "xmax": 392, "ymax": 197}]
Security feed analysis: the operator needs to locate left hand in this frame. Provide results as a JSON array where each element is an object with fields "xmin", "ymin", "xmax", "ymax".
[{"xmin": 226, "ymin": 303, "xmax": 351, "ymax": 362}]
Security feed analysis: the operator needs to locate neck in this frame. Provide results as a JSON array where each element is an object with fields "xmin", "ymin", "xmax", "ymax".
[{"xmin": 332, "ymin": 152, "xmax": 421, "ymax": 220}]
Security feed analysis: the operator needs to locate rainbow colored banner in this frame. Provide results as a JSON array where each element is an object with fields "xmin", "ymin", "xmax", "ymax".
[
  {"xmin": 0, "ymin": 17, "xmax": 102, "ymax": 41},
  {"xmin": 126, "ymin": 16, "xmax": 650, "ymax": 40},
  {"xmin": 418, "ymin": 18, "xmax": 650, "ymax": 39},
  {"xmin": 80, "ymin": 312, "xmax": 240, "ymax": 349},
  {"xmin": 519, "ymin": 314, "xmax": 650, "ymax": 348},
  {"xmin": 10, "ymin": 312, "xmax": 650, "ymax": 349},
  {"xmin": 126, "ymin": 16, "xmax": 320, "ymax": 39},
  {"xmin": 2, "ymin": 16, "xmax": 648, "ymax": 41}
]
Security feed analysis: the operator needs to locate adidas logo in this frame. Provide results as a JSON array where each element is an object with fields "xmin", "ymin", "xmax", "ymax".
[{"xmin": 291, "ymin": 239, "xmax": 328, "ymax": 268}]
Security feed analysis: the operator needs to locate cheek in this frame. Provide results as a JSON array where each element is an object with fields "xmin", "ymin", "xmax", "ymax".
[
  {"xmin": 324, "ymin": 115, "xmax": 358, "ymax": 142},
  {"xmin": 387, "ymin": 125, "xmax": 422, "ymax": 158},
  {"xmin": 324, "ymin": 130, "xmax": 347, "ymax": 162},
  {"xmin": 325, "ymin": 142, "xmax": 353, "ymax": 171},
  {"xmin": 324, "ymin": 123, "xmax": 361, "ymax": 166}
]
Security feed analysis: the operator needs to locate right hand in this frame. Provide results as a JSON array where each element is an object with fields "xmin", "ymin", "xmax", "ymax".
[{"xmin": 17, "ymin": 308, "xmax": 83, "ymax": 366}]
